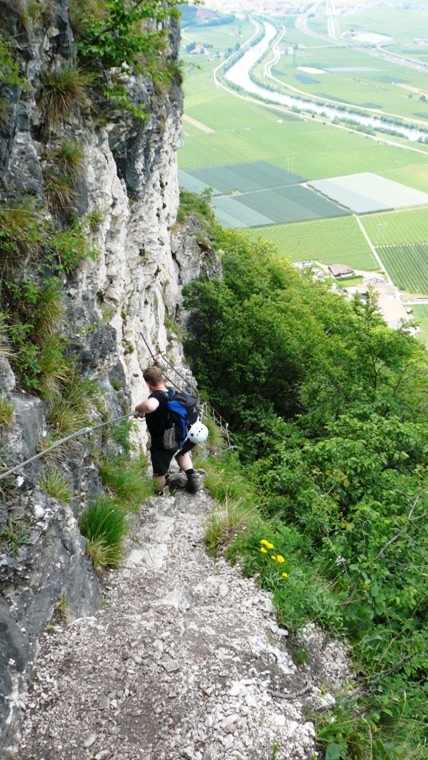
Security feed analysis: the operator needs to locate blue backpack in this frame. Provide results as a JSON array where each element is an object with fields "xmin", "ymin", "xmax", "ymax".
[{"xmin": 162, "ymin": 388, "xmax": 200, "ymax": 452}]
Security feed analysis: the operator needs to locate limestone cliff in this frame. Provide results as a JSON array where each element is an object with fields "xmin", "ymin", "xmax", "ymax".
[{"xmin": 0, "ymin": 0, "xmax": 215, "ymax": 752}]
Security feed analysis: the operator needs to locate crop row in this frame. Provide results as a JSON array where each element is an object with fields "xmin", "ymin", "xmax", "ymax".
[{"xmin": 377, "ymin": 243, "xmax": 428, "ymax": 294}]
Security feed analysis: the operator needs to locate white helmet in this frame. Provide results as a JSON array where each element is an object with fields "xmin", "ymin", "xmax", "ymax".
[{"xmin": 188, "ymin": 421, "xmax": 209, "ymax": 444}]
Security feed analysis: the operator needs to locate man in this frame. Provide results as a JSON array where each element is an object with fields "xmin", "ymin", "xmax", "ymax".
[{"xmin": 134, "ymin": 366, "xmax": 200, "ymax": 494}]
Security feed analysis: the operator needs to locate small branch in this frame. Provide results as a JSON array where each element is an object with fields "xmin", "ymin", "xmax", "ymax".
[
  {"xmin": 269, "ymin": 683, "xmax": 312, "ymax": 700},
  {"xmin": 375, "ymin": 492, "xmax": 424, "ymax": 562},
  {"xmin": 197, "ymin": 684, "xmax": 212, "ymax": 698}
]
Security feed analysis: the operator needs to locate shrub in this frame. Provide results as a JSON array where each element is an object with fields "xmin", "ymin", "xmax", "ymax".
[
  {"xmin": 5, "ymin": 278, "xmax": 70, "ymax": 399},
  {"xmin": 49, "ymin": 223, "xmax": 99, "ymax": 274},
  {"xmin": 79, "ymin": 494, "xmax": 127, "ymax": 569},
  {"xmin": 31, "ymin": 277, "xmax": 66, "ymax": 342},
  {"xmin": 0, "ymin": 36, "xmax": 27, "ymax": 87}
]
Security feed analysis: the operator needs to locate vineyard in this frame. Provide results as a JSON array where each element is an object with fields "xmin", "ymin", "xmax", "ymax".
[
  {"xmin": 246, "ymin": 215, "xmax": 378, "ymax": 269},
  {"xmin": 411, "ymin": 304, "xmax": 428, "ymax": 343},
  {"xmin": 360, "ymin": 206, "xmax": 428, "ymax": 245},
  {"xmin": 377, "ymin": 242, "xmax": 428, "ymax": 294}
]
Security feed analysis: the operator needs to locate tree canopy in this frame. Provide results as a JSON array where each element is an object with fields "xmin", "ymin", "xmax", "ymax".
[{"xmin": 183, "ymin": 225, "xmax": 428, "ymax": 757}]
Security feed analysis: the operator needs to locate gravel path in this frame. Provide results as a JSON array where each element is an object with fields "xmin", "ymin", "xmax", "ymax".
[{"xmin": 17, "ymin": 482, "xmax": 349, "ymax": 760}]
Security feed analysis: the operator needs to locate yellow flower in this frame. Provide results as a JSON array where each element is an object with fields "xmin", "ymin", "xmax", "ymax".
[
  {"xmin": 260, "ymin": 540, "xmax": 274, "ymax": 549},
  {"xmin": 282, "ymin": 572, "xmax": 288, "ymax": 578},
  {"xmin": 260, "ymin": 547, "xmax": 267, "ymax": 554},
  {"xmin": 271, "ymin": 555, "xmax": 277, "ymax": 561},
  {"xmin": 276, "ymin": 555, "xmax": 285, "ymax": 563}
]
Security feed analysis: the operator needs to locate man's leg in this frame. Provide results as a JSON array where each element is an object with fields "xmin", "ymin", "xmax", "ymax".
[
  {"xmin": 151, "ymin": 448, "xmax": 173, "ymax": 493},
  {"xmin": 176, "ymin": 445, "xmax": 200, "ymax": 493},
  {"xmin": 153, "ymin": 474, "xmax": 166, "ymax": 491}
]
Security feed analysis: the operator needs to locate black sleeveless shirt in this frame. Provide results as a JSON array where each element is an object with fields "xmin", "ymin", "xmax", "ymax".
[{"xmin": 145, "ymin": 390, "xmax": 168, "ymax": 446}]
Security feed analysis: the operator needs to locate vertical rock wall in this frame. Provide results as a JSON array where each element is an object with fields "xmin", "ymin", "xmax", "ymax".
[{"xmin": 0, "ymin": 0, "xmax": 216, "ymax": 752}]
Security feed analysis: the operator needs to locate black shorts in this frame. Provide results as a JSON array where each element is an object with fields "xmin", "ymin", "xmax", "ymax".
[{"xmin": 150, "ymin": 439, "xmax": 195, "ymax": 477}]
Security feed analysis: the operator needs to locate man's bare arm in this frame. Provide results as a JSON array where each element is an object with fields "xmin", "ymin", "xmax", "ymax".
[{"xmin": 135, "ymin": 397, "xmax": 160, "ymax": 415}]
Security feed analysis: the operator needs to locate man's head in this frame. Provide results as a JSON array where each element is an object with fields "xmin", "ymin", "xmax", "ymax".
[{"xmin": 143, "ymin": 366, "xmax": 164, "ymax": 390}]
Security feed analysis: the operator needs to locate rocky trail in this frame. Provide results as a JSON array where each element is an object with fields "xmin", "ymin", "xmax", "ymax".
[{"xmin": 15, "ymin": 476, "xmax": 349, "ymax": 760}]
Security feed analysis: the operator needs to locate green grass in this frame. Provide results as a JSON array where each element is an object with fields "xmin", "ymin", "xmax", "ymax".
[
  {"xmin": 39, "ymin": 467, "xmax": 72, "ymax": 504},
  {"xmin": 98, "ymin": 453, "xmax": 154, "ymax": 510},
  {"xmin": 0, "ymin": 395, "xmax": 14, "ymax": 427},
  {"xmin": 245, "ymin": 216, "xmax": 378, "ymax": 269},
  {"xmin": 79, "ymin": 494, "xmax": 127, "ymax": 570}
]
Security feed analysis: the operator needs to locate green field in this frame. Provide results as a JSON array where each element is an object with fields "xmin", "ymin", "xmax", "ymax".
[
  {"xmin": 411, "ymin": 304, "xmax": 428, "ymax": 343},
  {"xmin": 307, "ymin": 4, "xmax": 428, "ymax": 68},
  {"xmin": 375, "ymin": 242, "xmax": 428, "ymax": 295},
  {"xmin": 180, "ymin": 15, "xmax": 428, "ymax": 282},
  {"xmin": 263, "ymin": 33, "xmax": 428, "ymax": 124},
  {"xmin": 245, "ymin": 215, "xmax": 378, "ymax": 269},
  {"xmin": 179, "ymin": 63, "xmax": 428, "ymax": 182},
  {"xmin": 360, "ymin": 206, "xmax": 428, "ymax": 244}
]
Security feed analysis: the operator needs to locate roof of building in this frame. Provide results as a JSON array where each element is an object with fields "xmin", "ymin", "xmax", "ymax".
[{"xmin": 328, "ymin": 264, "xmax": 355, "ymax": 277}]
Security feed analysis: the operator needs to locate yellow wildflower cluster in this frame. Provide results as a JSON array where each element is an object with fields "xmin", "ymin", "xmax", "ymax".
[{"xmin": 259, "ymin": 540, "xmax": 288, "ymax": 578}]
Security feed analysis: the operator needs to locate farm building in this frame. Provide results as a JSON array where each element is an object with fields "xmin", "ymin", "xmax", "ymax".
[{"xmin": 328, "ymin": 264, "xmax": 354, "ymax": 278}]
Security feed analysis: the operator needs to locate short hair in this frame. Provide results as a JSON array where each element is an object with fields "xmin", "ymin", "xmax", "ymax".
[{"xmin": 143, "ymin": 366, "xmax": 164, "ymax": 386}]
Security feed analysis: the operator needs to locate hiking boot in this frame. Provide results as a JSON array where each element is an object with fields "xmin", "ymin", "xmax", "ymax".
[{"xmin": 186, "ymin": 472, "xmax": 201, "ymax": 494}]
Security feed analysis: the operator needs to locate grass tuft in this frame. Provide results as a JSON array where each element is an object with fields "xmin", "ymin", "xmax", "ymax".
[
  {"xmin": 39, "ymin": 467, "xmax": 72, "ymax": 504},
  {"xmin": 0, "ymin": 396, "xmax": 15, "ymax": 427},
  {"xmin": 0, "ymin": 200, "xmax": 46, "ymax": 277},
  {"xmin": 98, "ymin": 453, "xmax": 154, "ymax": 511},
  {"xmin": 37, "ymin": 66, "xmax": 92, "ymax": 130},
  {"xmin": 79, "ymin": 494, "xmax": 127, "ymax": 569}
]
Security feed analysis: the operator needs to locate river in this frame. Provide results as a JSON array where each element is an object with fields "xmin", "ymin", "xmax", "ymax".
[{"xmin": 222, "ymin": 21, "xmax": 428, "ymax": 143}]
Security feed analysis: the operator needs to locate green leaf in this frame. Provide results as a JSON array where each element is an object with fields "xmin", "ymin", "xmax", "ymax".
[{"xmin": 326, "ymin": 744, "xmax": 342, "ymax": 760}]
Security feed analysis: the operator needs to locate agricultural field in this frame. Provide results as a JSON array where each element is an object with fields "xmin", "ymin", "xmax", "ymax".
[
  {"xmin": 211, "ymin": 181, "xmax": 350, "ymax": 227},
  {"xmin": 306, "ymin": 3, "xmax": 428, "ymax": 66},
  {"xmin": 265, "ymin": 30, "xmax": 428, "ymax": 124},
  {"xmin": 179, "ymin": 161, "xmax": 304, "ymax": 195},
  {"xmin": 179, "ymin": 56, "xmax": 428, "ymax": 180},
  {"xmin": 411, "ymin": 304, "xmax": 428, "ymax": 344},
  {"xmin": 245, "ymin": 215, "xmax": 378, "ymax": 269},
  {"xmin": 181, "ymin": 16, "xmax": 254, "ymax": 52},
  {"xmin": 374, "ymin": 242, "xmax": 428, "ymax": 295},
  {"xmin": 179, "ymin": 13, "xmax": 428, "ymax": 276},
  {"xmin": 360, "ymin": 206, "xmax": 428, "ymax": 244},
  {"xmin": 308, "ymin": 172, "xmax": 428, "ymax": 213}
]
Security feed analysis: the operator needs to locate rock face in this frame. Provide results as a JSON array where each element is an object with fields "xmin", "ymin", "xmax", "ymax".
[{"xmin": 0, "ymin": 0, "xmax": 216, "ymax": 752}]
